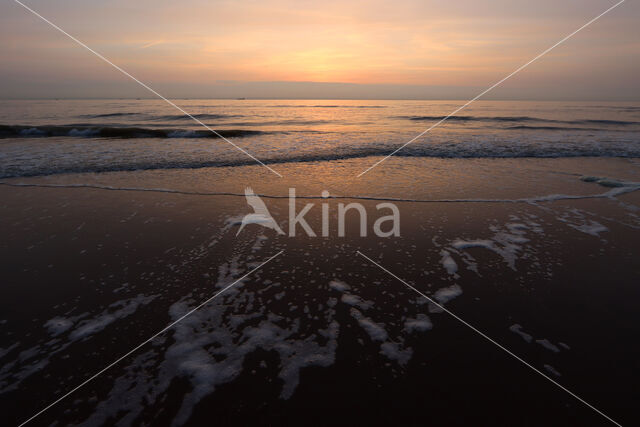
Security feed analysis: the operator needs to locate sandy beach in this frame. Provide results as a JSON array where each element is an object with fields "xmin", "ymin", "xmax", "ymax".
[{"xmin": 1, "ymin": 156, "xmax": 638, "ymax": 425}]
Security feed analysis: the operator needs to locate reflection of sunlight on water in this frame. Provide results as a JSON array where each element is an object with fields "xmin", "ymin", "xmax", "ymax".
[{"xmin": 18, "ymin": 156, "xmax": 640, "ymax": 207}]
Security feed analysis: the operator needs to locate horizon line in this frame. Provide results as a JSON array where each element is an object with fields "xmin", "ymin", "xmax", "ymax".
[{"xmin": 2, "ymin": 97, "xmax": 640, "ymax": 102}]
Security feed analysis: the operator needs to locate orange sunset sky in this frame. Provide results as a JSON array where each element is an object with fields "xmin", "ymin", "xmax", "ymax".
[{"xmin": 1, "ymin": 0, "xmax": 638, "ymax": 99}]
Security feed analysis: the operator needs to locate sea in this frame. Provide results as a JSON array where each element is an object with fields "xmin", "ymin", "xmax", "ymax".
[{"xmin": 1, "ymin": 99, "xmax": 639, "ymax": 179}]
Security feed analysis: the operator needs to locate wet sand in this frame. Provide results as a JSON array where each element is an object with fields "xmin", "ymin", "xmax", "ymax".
[{"xmin": 1, "ymin": 157, "xmax": 639, "ymax": 426}]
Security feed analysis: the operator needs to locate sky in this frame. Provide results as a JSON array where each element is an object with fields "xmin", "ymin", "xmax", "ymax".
[{"xmin": 1, "ymin": 0, "xmax": 639, "ymax": 100}]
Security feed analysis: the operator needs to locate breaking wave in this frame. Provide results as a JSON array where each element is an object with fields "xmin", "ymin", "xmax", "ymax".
[
  {"xmin": 0, "ymin": 125, "xmax": 266, "ymax": 139},
  {"xmin": 1, "ymin": 142, "xmax": 640, "ymax": 179},
  {"xmin": 402, "ymin": 115, "xmax": 639, "ymax": 126},
  {"xmin": 80, "ymin": 112, "xmax": 242, "ymax": 120}
]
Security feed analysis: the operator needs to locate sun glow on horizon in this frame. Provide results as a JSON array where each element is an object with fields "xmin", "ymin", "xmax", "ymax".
[{"xmin": 1, "ymin": 0, "xmax": 638, "ymax": 99}]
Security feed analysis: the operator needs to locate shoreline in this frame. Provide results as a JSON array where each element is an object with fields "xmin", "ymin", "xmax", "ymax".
[{"xmin": 1, "ymin": 177, "xmax": 640, "ymax": 204}]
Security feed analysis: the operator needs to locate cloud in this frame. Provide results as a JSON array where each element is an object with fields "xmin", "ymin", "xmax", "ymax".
[
  {"xmin": 0, "ymin": 0, "xmax": 638, "ymax": 99},
  {"xmin": 139, "ymin": 40, "xmax": 165, "ymax": 49}
]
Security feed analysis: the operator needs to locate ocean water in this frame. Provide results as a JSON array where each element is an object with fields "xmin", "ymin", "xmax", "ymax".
[{"xmin": 0, "ymin": 99, "xmax": 639, "ymax": 178}]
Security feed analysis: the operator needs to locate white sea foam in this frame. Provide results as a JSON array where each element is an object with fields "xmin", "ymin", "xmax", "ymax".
[
  {"xmin": 580, "ymin": 176, "xmax": 627, "ymax": 188},
  {"xmin": 44, "ymin": 317, "xmax": 75, "ymax": 336},
  {"xmin": 452, "ymin": 239, "xmax": 494, "ymax": 250},
  {"xmin": 404, "ymin": 314, "xmax": 433, "ymax": 333},
  {"xmin": 78, "ymin": 272, "xmax": 345, "ymax": 425},
  {"xmin": 379, "ymin": 342, "xmax": 412, "ymax": 366},
  {"xmin": 559, "ymin": 342, "xmax": 571, "ymax": 350},
  {"xmin": 0, "ymin": 343, "xmax": 19, "ymax": 360},
  {"xmin": 543, "ymin": 364, "xmax": 562, "ymax": 377},
  {"xmin": 340, "ymin": 294, "xmax": 373, "ymax": 310},
  {"xmin": 451, "ymin": 220, "xmax": 533, "ymax": 270},
  {"xmin": 350, "ymin": 308, "xmax": 388, "ymax": 342},
  {"xmin": 440, "ymin": 250, "xmax": 459, "ymax": 277},
  {"xmin": 554, "ymin": 207, "xmax": 611, "ymax": 237},
  {"xmin": 329, "ymin": 280, "xmax": 351, "ymax": 292},
  {"xmin": 0, "ymin": 294, "xmax": 157, "ymax": 394},
  {"xmin": 509, "ymin": 324, "xmax": 533, "ymax": 343},
  {"xmin": 568, "ymin": 220, "xmax": 608, "ymax": 236},
  {"xmin": 536, "ymin": 339, "xmax": 561, "ymax": 353},
  {"xmin": 434, "ymin": 285, "xmax": 463, "ymax": 304},
  {"xmin": 70, "ymin": 295, "xmax": 157, "ymax": 341}
]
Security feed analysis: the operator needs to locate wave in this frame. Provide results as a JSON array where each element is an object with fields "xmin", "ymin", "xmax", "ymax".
[
  {"xmin": 81, "ymin": 112, "xmax": 140, "ymax": 118},
  {"xmin": 210, "ymin": 119, "xmax": 334, "ymax": 126},
  {"xmin": 80, "ymin": 112, "xmax": 243, "ymax": 120},
  {"xmin": 0, "ymin": 151, "xmax": 385, "ymax": 178},
  {"xmin": 506, "ymin": 125, "xmax": 605, "ymax": 131},
  {"xmin": 0, "ymin": 125, "xmax": 266, "ymax": 139},
  {"xmin": 568, "ymin": 105, "xmax": 640, "ymax": 112},
  {"xmin": 152, "ymin": 113, "xmax": 243, "ymax": 121},
  {"xmin": 402, "ymin": 115, "xmax": 639, "ymax": 126},
  {"xmin": 578, "ymin": 119, "xmax": 639, "ymax": 125},
  {"xmin": 2, "ymin": 144, "xmax": 640, "ymax": 179}
]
